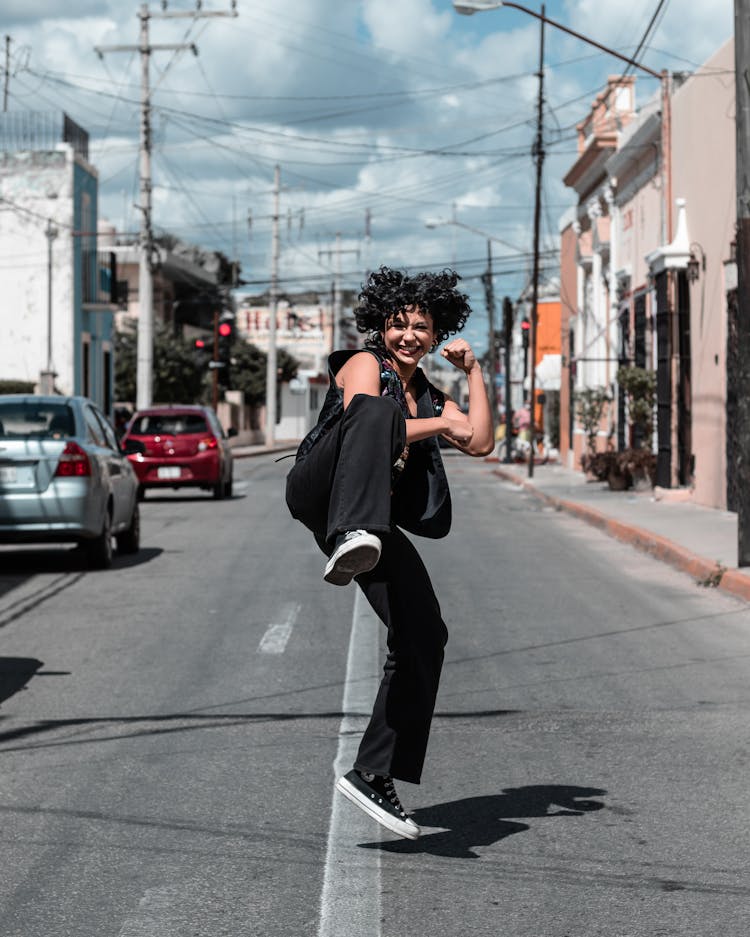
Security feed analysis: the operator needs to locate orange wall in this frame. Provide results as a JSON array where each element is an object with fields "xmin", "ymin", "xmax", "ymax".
[
  {"xmin": 533, "ymin": 297, "xmax": 562, "ymax": 429},
  {"xmin": 535, "ymin": 298, "xmax": 561, "ymax": 364}
]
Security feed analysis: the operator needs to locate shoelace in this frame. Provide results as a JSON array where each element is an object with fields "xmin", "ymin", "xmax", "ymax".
[{"xmin": 383, "ymin": 777, "xmax": 406, "ymax": 816}]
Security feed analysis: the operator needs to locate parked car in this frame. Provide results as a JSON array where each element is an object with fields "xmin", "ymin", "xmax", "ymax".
[
  {"xmin": 122, "ymin": 404, "xmax": 234, "ymax": 500},
  {"xmin": 0, "ymin": 395, "xmax": 144, "ymax": 569}
]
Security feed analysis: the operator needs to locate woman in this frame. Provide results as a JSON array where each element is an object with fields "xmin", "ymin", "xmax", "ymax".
[{"xmin": 285, "ymin": 266, "xmax": 493, "ymax": 839}]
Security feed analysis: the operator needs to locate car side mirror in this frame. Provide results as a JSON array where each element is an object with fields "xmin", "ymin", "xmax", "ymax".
[
  {"xmin": 121, "ymin": 438, "xmax": 146, "ymax": 455},
  {"xmin": 226, "ymin": 426, "xmax": 238, "ymax": 438}
]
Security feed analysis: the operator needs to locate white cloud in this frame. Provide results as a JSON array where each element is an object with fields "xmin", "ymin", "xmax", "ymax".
[
  {"xmin": 564, "ymin": 0, "xmax": 733, "ymax": 73},
  {"xmin": 361, "ymin": 0, "xmax": 452, "ymax": 58},
  {"xmin": 2, "ymin": 0, "xmax": 737, "ymax": 349}
]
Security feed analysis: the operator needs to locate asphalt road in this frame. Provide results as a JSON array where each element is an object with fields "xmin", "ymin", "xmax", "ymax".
[{"xmin": 1, "ymin": 451, "xmax": 749, "ymax": 936}]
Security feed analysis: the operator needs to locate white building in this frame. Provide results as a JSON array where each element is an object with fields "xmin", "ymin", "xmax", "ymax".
[{"xmin": 0, "ymin": 112, "xmax": 116, "ymax": 412}]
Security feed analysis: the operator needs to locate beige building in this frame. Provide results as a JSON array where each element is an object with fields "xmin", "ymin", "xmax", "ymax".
[{"xmin": 559, "ymin": 38, "xmax": 735, "ymax": 510}]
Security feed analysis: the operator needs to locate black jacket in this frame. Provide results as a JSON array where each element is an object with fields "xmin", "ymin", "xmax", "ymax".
[{"xmin": 295, "ymin": 349, "xmax": 452, "ymax": 539}]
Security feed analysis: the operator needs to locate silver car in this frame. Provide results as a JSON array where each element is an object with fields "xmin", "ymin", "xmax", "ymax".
[{"xmin": 0, "ymin": 395, "xmax": 144, "ymax": 569}]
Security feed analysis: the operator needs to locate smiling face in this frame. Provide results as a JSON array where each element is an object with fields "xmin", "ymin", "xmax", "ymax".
[{"xmin": 382, "ymin": 306, "xmax": 437, "ymax": 370}]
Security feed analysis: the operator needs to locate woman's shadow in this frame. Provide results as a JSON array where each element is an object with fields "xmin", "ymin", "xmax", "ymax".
[{"xmin": 359, "ymin": 784, "xmax": 607, "ymax": 859}]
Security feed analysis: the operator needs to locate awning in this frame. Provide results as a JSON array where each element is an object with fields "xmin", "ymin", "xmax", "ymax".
[{"xmin": 535, "ymin": 354, "xmax": 561, "ymax": 391}]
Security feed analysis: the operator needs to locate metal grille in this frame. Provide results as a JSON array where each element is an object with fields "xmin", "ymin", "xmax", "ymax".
[{"xmin": 0, "ymin": 111, "xmax": 88, "ymax": 160}]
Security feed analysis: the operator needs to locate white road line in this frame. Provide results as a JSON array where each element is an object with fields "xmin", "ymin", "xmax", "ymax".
[
  {"xmin": 258, "ymin": 603, "xmax": 301, "ymax": 654},
  {"xmin": 117, "ymin": 883, "xmax": 183, "ymax": 936},
  {"xmin": 317, "ymin": 588, "xmax": 382, "ymax": 937}
]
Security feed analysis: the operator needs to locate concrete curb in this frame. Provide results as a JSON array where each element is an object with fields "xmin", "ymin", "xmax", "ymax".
[{"xmin": 492, "ymin": 466, "xmax": 750, "ymax": 605}]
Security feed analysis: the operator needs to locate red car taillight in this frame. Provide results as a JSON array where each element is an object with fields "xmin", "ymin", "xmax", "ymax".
[
  {"xmin": 197, "ymin": 436, "xmax": 219, "ymax": 452},
  {"xmin": 54, "ymin": 441, "xmax": 92, "ymax": 477}
]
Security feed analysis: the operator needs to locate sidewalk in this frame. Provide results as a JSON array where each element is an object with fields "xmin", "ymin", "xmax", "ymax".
[{"xmin": 488, "ymin": 458, "xmax": 750, "ymax": 604}]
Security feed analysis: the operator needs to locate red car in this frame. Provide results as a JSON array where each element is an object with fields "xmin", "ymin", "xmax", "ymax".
[{"xmin": 122, "ymin": 405, "xmax": 234, "ymax": 500}]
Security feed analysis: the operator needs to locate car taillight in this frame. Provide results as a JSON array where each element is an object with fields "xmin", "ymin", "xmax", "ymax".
[
  {"xmin": 197, "ymin": 436, "xmax": 219, "ymax": 452},
  {"xmin": 54, "ymin": 441, "xmax": 92, "ymax": 477}
]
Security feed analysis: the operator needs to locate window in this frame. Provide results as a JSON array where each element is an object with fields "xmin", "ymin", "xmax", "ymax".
[
  {"xmin": 130, "ymin": 413, "xmax": 209, "ymax": 436},
  {"xmin": 93, "ymin": 408, "xmax": 119, "ymax": 451},
  {"xmin": 0, "ymin": 403, "xmax": 75, "ymax": 439},
  {"xmin": 84, "ymin": 406, "xmax": 105, "ymax": 446},
  {"xmin": 117, "ymin": 280, "xmax": 129, "ymax": 309},
  {"xmin": 82, "ymin": 338, "xmax": 91, "ymax": 398},
  {"xmin": 103, "ymin": 349, "xmax": 112, "ymax": 416}
]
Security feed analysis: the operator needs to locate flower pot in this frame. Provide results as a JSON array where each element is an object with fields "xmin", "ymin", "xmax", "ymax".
[{"xmin": 607, "ymin": 469, "xmax": 631, "ymax": 491}]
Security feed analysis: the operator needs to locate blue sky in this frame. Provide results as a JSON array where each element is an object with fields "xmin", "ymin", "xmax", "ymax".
[{"xmin": 2, "ymin": 0, "xmax": 735, "ymax": 354}]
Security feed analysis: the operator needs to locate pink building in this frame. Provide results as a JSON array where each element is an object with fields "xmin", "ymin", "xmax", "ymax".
[{"xmin": 559, "ymin": 39, "xmax": 736, "ymax": 509}]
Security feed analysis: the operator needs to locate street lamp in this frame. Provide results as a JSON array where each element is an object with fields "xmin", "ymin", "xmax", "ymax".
[
  {"xmin": 453, "ymin": 0, "xmax": 668, "ymax": 478},
  {"xmin": 40, "ymin": 219, "xmax": 58, "ymax": 395},
  {"xmin": 425, "ymin": 216, "xmax": 526, "ymax": 256},
  {"xmin": 453, "ymin": 1, "xmax": 662, "ymax": 79}
]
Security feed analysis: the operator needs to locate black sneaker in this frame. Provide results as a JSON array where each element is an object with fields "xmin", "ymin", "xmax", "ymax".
[
  {"xmin": 323, "ymin": 530, "xmax": 381, "ymax": 586},
  {"xmin": 336, "ymin": 769, "xmax": 420, "ymax": 839}
]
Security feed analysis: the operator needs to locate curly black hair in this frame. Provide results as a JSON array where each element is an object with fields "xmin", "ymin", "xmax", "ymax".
[{"xmin": 354, "ymin": 266, "xmax": 471, "ymax": 354}]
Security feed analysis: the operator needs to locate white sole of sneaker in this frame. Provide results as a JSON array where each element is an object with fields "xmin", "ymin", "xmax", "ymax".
[
  {"xmin": 335, "ymin": 775, "xmax": 420, "ymax": 840},
  {"xmin": 323, "ymin": 537, "xmax": 381, "ymax": 586}
]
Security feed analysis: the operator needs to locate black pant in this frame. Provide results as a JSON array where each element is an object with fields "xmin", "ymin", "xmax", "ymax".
[{"xmin": 286, "ymin": 394, "xmax": 448, "ymax": 784}]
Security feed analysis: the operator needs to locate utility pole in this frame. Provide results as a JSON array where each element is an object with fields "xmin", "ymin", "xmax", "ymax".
[
  {"xmin": 527, "ymin": 4, "xmax": 545, "ymax": 478},
  {"xmin": 266, "ymin": 164, "xmax": 280, "ymax": 448},
  {"xmin": 319, "ymin": 233, "xmax": 359, "ymax": 352},
  {"xmin": 481, "ymin": 240, "xmax": 496, "ymax": 431},
  {"xmin": 735, "ymin": 0, "xmax": 750, "ymax": 564},
  {"xmin": 3, "ymin": 36, "xmax": 10, "ymax": 112},
  {"xmin": 334, "ymin": 232, "xmax": 342, "ymax": 351},
  {"xmin": 503, "ymin": 296, "xmax": 514, "ymax": 463},
  {"xmin": 95, "ymin": 2, "xmax": 237, "ymax": 410},
  {"xmin": 211, "ymin": 310, "xmax": 219, "ymax": 411}
]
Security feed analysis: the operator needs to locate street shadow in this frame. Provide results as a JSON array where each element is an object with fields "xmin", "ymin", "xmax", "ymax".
[
  {"xmin": 0, "ymin": 546, "xmax": 163, "ymax": 574},
  {"xmin": 359, "ymin": 784, "xmax": 607, "ymax": 859},
  {"xmin": 0, "ymin": 547, "xmax": 83, "ymax": 575},
  {"xmin": 0, "ymin": 657, "xmax": 44, "ymax": 706},
  {"xmin": 110, "ymin": 547, "xmax": 164, "ymax": 569}
]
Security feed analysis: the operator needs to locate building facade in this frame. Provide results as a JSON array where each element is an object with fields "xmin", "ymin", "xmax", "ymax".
[
  {"xmin": 559, "ymin": 40, "xmax": 736, "ymax": 509},
  {"xmin": 0, "ymin": 112, "xmax": 116, "ymax": 413}
]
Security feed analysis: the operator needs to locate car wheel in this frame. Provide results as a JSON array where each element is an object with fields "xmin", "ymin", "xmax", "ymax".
[
  {"xmin": 85, "ymin": 509, "xmax": 113, "ymax": 570},
  {"xmin": 116, "ymin": 504, "xmax": 140, "ymax": 555},
  {"xmin": 213, "ymin": 478, "xmax": 225, "ymax": 499},
  {"xmin": 224, "ymin": 473, "xmax": 233, "ymax": 498},
  {"xmin": 137, "ymin": 484, "xmax": 146, "ymax": 501}
]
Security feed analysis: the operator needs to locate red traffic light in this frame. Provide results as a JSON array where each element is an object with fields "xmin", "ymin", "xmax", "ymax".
[
  {"xmin": 218, "ymin": 322, "xmax": 232, "ymax": 337},
  {"xmin": 194, "ymin": 338, "xmax": 206, "ymax": 348},
  {"xmin": 520, "ymin": 319, "xmax": 530, "ymax": 331}
]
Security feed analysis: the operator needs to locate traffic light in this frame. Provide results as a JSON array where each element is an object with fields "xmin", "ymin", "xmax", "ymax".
[
  {"xmin": 521, "ymin": 317, "xmax": 530, "ymax": 351},
  {"xmin": 193, "ymin": 337, "xmax": 210, "ymax": 366},
  {"xmin": 217, "ymin": 312, "xmax": 235, "ymax": 388}
]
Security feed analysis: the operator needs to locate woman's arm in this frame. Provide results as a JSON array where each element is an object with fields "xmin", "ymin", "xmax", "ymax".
[
  {"xmin": 336, "ymin": 349, "xmax": 481, "ymax": 448},
  {"xmin": 336, "ymin": 352, "xmax": 382, "ymax": 407},
  {"xmin": 439, "ymin": 340, "xmax": 494, "ymax": 457},
  {"xmin": 338, "ymin": 352, "xmax": 472, "ymax": 444}
]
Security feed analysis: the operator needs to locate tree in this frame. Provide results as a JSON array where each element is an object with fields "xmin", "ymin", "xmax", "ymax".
[
  {"xmin": 229, "ymin": 340, "xmax": 299, "ymax": 405},
  {"xmin": 574, "ymin": 386, "xmax": 610, "ymax": 457},
  {"xmin": 115, "ymin": 326, "xmax": 300, "ymax": 407},
  {"xmin": 115, "ymin": 323, "xmax": 206, "ymax": 404}
]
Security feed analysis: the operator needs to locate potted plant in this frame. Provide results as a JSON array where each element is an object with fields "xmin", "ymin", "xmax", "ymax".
[
  {"xmin": 615, "ymin": 366, "xmax": 657, "ymax": 490},
  {"xmin": 575, "ymin": 386, "xmax": 610, "ymax": 479},
  {"xmin": 617, "ymin": 446, "xmax": 657, "ymax": 490}
]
